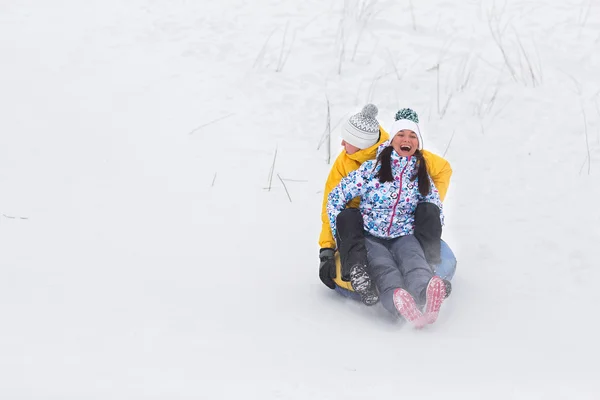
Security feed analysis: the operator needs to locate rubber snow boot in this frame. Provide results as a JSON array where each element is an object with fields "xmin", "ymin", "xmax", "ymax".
[
  {"xmin": 349, "ymin": 264, "xmax": 379, "ymax": 306},
  {"xmin": 424, "ymin": 276, "xmax": 447, "ymax": 324},
  {"xmin": 392, "ymin": 288, "xmax": 427, "ymax": 328}
]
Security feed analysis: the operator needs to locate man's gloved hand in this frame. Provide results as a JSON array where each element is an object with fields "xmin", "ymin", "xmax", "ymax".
[{"xmin": 319, "ymin": 248, "xmax": 337, "ymax": 289}]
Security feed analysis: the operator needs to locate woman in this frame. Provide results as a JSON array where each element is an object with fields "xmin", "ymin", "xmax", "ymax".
[
  {"xmin": 318, "ymin": 106, "xmax": 455, "ymax": 308},
  {"xmin": 326, "ymin": 110, "xmax": 448, "ymax": 328}
]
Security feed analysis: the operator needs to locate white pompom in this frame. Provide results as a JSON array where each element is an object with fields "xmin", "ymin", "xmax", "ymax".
[{"xmin": 361, "ymin": 103, "xmax": 378, "ymax": 119}]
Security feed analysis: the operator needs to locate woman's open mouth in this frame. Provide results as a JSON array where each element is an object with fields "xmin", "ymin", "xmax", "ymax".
[{"xmin": 400, "ymin": 145, "xmax": 412, "ymax": 151}]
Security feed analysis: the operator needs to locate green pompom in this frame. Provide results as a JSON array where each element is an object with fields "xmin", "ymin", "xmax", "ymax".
[{"xmin": 395, "ymin": 108, "xmax": 419, "ymax": 123}]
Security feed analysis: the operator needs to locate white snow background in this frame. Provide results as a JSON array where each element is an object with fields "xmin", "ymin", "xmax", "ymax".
[{"xmin": 1, "ymin": 0, "xmax": 600, "ymax": 399}]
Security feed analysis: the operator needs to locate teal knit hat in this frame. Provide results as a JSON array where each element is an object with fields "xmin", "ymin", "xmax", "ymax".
[{"xmin": 390, "ymin": 108, "xmax": 423, "ymax": 149}]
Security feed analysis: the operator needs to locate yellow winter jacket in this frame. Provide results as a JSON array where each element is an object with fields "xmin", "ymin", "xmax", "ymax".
[{"xmin": 319, "ymin": 127, "xmax": 453, "ymax": 290}]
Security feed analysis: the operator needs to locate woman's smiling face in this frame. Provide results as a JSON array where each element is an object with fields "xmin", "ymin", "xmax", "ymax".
[{"xmin": 391, "ymin": 130, "xmax": 419, "ymax": 156}]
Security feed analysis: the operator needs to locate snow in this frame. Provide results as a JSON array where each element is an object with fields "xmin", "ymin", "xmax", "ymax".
[{"xmin": 1, "ymin": 0, "xmax": 599, "ymax": 398}]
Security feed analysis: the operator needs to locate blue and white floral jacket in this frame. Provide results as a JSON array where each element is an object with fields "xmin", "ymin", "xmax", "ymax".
[{"xmin": 326, "ymin": 148, "xmax": 444, "ymax": 240}]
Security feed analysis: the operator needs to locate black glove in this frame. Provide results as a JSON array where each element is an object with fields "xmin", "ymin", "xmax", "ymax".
[{"xmin": 319, "ymin": 248, "xmax": 336, "ymax": 289}]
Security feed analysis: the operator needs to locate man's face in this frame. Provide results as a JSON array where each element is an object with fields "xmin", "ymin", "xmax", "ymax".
[{"xmin": 341, "ymin": 140, "xmax": 360, "ymax": 155}]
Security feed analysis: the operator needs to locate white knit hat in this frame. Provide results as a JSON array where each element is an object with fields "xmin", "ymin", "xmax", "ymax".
[
  {"xmin": 389, "ymin": 108, "xmax": 423, "ymax": 150},
  {"xmin": 341, "ymin": 104, "xmax": 380, "ymax": 149}
]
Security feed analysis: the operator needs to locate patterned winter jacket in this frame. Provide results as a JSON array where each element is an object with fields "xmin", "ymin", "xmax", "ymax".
[
  {"xmin": 327, "ymin": 145, "xmax": 444, "ymax": 240},
  {"xmin": 319, "ymin": 128, "xmax": 452, "ymax": 249}
]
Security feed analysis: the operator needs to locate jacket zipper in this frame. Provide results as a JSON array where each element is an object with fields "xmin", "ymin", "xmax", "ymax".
[{"xmin": 386, "ymin": 156, "xmax": 410, "ymax": 236}]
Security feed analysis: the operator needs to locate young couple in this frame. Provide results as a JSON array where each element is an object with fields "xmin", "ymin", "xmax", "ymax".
[{"xmin": 318, "ymin": 104, "xmax": 456, "ymax": 328}]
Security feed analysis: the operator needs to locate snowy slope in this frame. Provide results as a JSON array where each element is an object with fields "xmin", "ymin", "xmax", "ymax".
[{"xmin": 1, "ymin": 0, "xmax": 599, "ymax": 399}]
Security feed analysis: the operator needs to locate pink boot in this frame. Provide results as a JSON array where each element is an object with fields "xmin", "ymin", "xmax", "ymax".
[
  {"xmin": 424, "ymin": 276, "xmax": 447, "ymax": 324},
  {"xmin": 393, "ymin": 288, "xmax": 427, "ymax": 329}
]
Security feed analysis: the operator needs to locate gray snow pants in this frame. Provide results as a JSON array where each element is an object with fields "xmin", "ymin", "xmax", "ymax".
[{"xmin": 365, "ymin": 234, "xmax": 434, "ymax": 315}]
